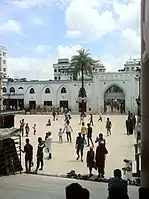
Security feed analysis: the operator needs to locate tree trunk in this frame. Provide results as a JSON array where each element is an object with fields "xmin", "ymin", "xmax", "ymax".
[{"xmin": 81, "ymin": 64, "xmax": 84, "ymax": 112}]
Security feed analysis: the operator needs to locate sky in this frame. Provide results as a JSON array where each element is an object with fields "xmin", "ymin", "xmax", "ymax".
[{"xmin": 0, "ymin": 0, "xmax": 140, "ymax": 80}]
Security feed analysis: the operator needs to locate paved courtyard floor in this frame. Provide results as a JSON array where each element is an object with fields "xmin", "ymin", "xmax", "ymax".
[
  {"xmin": 0, "ymin": 174, "xmax": 138, "ymax": 199},
  {"xmin": 15, "ymin": 114, "xmax": 136, "ymax": 178}
]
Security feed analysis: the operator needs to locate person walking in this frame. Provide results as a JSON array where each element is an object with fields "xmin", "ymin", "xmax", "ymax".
[
  {"xmin": 106, "ymin": 118, "xmax": 112, "ymax": 136},
  {"xmin": 45, "ymin": 132, "xmax": 52, "ymax": 159},
  {"xmin": 96, "ymin": 141, "xmax": 108, "ymax": 178},
  {"xmin": 125, "ymin": 117, "xmax": 129, "ymax": 135},
  {"xmin": 20, "ymin": 138, "xmax": 33, "ymax": 173},
  {"xmin": 87, "ymin": 123, "xmax": 94, "ymax": 147},
  {"xmin": 58, "ymin": 128, "xmax": 63, "ymax": 143},
  {"xmin": 89, "ymin": 114, "xmax": 94, "ymax": 126},
  {"xmin": 35, "ymin": 137, "xmax": 45, "ymax": 172},
  {"xmin": 25, "ymin": 123, "xmax": 30, "ymax": 137},
  {"xmin": 33, "ymin": 124, "xmax": 36, "ymax": 135},
  {"xmin": 95, "ymin": 133, "xmax": 106, "ymax": 145},
  {"xmin": 81, "ymin": 122, "xmax": 87, "ymax": 145},
  {"xmin": 86, "ymin": 147, "xmax": 95, "ymax": 177},
  {"xmin": 98, "ymin": 111, "xmax": 102, "ymax": 122},
  {"xmin": 76, "ymin": 133, "xmax": 84, "ymax": 162},
  {"xmin": 53, "ymin": 109, "xmax": 56, "ymax": 121},
  {"xmin": 79, "ymin": 112, "xmax": 84, "ymax": 125},
  {"xmin": 20, "ymin": 119, "xmax": 25, "ymax": 137},
  {"xmin": 63, "ymin": 120, "xmax": 73, "ymax": 143}
]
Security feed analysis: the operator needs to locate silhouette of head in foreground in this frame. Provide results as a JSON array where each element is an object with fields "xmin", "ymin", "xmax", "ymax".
[
  {"xmin": 109, "ymin": 186, "xmax": 129, "ymax": 199},
  {"xmin": 65, "ymin": 183, "xmax": 90, "ymax": 199}
]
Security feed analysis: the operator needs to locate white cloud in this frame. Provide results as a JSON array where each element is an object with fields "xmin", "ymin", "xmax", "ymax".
[
  {"xmin": 7, "ymin": 44, "xmax": 83, "ymax": 80},
  {"xmin": 113, "ymin": 0, "xmax": 140, "ymax": 31},
  {"xmin": 29, "ymin": 18, "xmax": 43, "ymax": 25},
  {"xmin": 0, "ymin": 20, "xmax": 21, "ymax": 33},
  {"xmin": 10, "ymin": 0, "xmax": 51, "ymax": 8},
  {"xmin": 101, "ymin": 54, "xmax": 129, "ymax": 72},
  {"xmin": 65, "ymin": 0, "xmax": 115, "ymax": 40},
  {"xmin": 57, "ymin": 44, "xmax": 82, "ymax": 59},
  {"xmin": 7, "ymin": 56, "xmax": 55, "ymax": 80},
  {"xmin": 35, "ymin": 45, "xmax": 51, "ymax": 54},
  {"xmin": 121, "ymin": 28, "xmax": 141, "ymax": 55}
]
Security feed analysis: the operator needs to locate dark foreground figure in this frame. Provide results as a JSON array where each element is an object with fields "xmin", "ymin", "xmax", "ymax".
[{"xmin": 65, "ymin": 183, "xmax": 90, "ymax": 199}]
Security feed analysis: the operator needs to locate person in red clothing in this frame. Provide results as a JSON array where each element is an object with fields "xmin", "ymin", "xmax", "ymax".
[{"xmin": 96, "ymin": 141, "xmax": 108, "ymax": 178}]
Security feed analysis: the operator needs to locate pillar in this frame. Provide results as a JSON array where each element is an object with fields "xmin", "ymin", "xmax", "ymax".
[{"xmin": 140, "ymin": 0, "xmax": 149, "ymax": 197}]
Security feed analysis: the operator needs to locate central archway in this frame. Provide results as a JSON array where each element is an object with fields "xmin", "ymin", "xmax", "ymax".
[{"xmin": 104, "ymin": 85, "xmax": 125, "ymax": 113}]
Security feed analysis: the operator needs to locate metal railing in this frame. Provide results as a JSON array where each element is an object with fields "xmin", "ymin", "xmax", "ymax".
[{"xmin": 0, "ymin": 134, "xmax": 22, "ymax": 176}]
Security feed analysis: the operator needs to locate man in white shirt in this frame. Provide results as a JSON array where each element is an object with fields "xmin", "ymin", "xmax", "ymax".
[
  {"xmin": 45, "ymin": 132, "xmax": 52, "ymax": 159},
  {"xmin": 63, "ymin": 121, "xmax": 73, "ymax": 143}
]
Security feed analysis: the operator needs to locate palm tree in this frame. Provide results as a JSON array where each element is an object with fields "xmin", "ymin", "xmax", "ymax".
[{"xmin": 71, "ymin": 49, "xmax": 95, "ymax": 112}]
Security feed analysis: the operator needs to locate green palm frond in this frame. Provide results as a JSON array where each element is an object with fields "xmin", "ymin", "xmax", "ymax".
[{"xmin": 71, "ymin": 49, "xmax": 95, "ymax": 79}]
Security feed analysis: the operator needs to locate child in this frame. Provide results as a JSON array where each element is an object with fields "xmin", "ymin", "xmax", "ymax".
[
  {"xmin": 25, "ymin": 123, "xmax": 30, "ymax": 137},
  {"xmin": 33, "ymin": 124, "xmax": 36, "ymax": 135},
  {"xmin": 46, "ymin": 119, "xmax": 51, "ymax": 126},
  {"xmin": 98, "ymin": 111, "xmax": 102, "ymax": 122},
  {"xmin": 58, "ymin": 128, "xmax": 63, "ymax": 143}
]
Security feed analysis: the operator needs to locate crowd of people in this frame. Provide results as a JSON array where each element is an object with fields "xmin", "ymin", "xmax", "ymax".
[
  {"xmin": 19, "ymin": 109, "xmax": 114, "ymax": 179},
  {"xmin": 19, "ymin": 109, "xmax": 137, "ymax": 199}
]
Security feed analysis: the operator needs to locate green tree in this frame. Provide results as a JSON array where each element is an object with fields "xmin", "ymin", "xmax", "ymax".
[{"xmin": 71, "ymin": 49, "xmax": 95, "ymax": 111}]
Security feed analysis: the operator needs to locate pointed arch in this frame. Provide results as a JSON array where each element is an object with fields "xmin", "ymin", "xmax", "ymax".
[
  {"xmin": 10, "ymin": 87, "xmax": 15, "ymax": 93},
  {"xmin": 61, "ymin": 87, "xmax": 67, "ymax": 94},
  {"xmin": 45, "ymin": 87, "xmax": 51, "ymax": 94},
  {"xmin": 29, "ymin": 88, "xmax": 35, "ymax": 94},
  {"xmin": 3, "ymin": 87, "xmax": 6, "ymax": 93}
]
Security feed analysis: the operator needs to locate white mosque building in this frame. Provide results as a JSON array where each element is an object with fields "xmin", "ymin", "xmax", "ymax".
[{"xmin": 1, "ymin": 48, "xmax": 141, "ymax": 113}]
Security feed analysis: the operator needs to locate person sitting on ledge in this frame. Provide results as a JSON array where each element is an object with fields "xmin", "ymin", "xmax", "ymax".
[
  {"xmin": 108, "ymin": 169, "xmax": 128, "ymax": 198},
  {"xmin": 65, "ymin": 183, "xmax": 90, "ymax": 199},
  {"xmin": 108, "ymin": 186, "xmax": 129, "ymax": 199}
]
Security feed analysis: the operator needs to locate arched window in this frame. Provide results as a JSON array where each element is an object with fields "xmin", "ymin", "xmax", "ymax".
[
  {"xmin": 29, "ymin": 88, "xmax": 35, "ymax": 94},
  {"xmin": 18, "ymin": 87, "xmax": 23, "ymax": 89},
  {"xmin": 61, "ymin": 87, "xmax": 67, "ymax": 94},
  {"xmin": 3, "ymin": 87, "xmax": 6, "ymax": 93},
  {"xmin": 45, "ymin": 88, "xmax": 50, "ymax": 94},
  {"xmin": 10, "ymin": 87, "xmax": 15, "ymax": 93}
]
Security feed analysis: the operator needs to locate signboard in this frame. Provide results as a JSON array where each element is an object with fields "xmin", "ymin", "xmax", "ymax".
[{"xmin": 141, "ymin": 0, "xmax": 149, "ymax": 63}]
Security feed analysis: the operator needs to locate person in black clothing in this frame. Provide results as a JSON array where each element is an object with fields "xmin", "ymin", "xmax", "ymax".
[
  {"xmin": 76, "ymin": 133, "xmax": 84, "ymax": 162},
  {"xmin": 65, "ymin": 183, "xmax": 90, "ymax": 199},
  {"xmin": 89, "ymin": 114, "xmax": 94, "ymax": 126},
  {"xmin": 21, "ymin": 138, "xmax": 33, "ymax": 173},
  {"xmin": 53, "ymin": 109, "xmax": 56, "ymax": 121},
  {"xmin": 125, "ymin": 117, "xmax": 129, "ymax": 135},
  {"xmin": 35, "ymin": 137, "xmax": 45, "ymax": 172},
  {"xmin": 87, "ymin": 123, "xmax": 94, "ymax": 147}
]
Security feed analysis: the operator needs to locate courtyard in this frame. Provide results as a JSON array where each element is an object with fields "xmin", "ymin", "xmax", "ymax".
[{"xmin": 15, "ymin": 114, "xmax": 136, "ymax": 178}]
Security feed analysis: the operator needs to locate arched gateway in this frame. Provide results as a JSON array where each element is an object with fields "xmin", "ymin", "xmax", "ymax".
[{"xmin": 104, "ymin": 85, "xmax": 125, "ymax": 113}]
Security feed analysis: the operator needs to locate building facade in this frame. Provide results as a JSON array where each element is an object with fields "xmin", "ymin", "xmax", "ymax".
[
  {"xmin": 2, "ymin": 58, "xmax": 140, "ymax": 114},
  {"xmin": 0, "ymin": 45, "xmax": 7, "ymax": 77}
]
